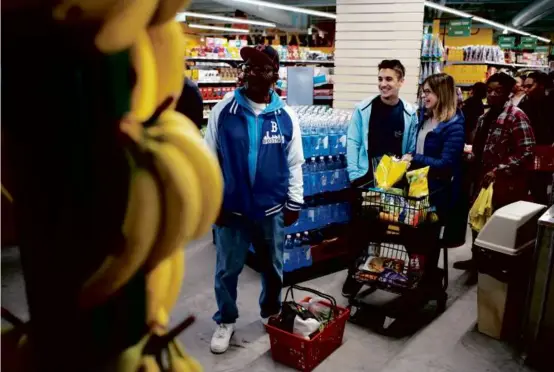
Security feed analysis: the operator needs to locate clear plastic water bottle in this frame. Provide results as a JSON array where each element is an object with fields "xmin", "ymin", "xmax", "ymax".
[
  {"xmin": 302, "ymin": 160, "xmax": 311, "ymax": 197},
  {"xmin": 283, "ymin": 235, "xmax": 294, "ymax": 272},
  {"xmin": 307, "ymin": 200, "xmax": 316, "ymax": 230},
  {"xmin": 318, "ymin": 156, "xmax": 327, "ymax": 194},
  {"xmin": 301, "ymin": 231, "xmax": 312, "ymax": 268},
  {"xmin": 293, "ymin": 233, "xmax": 303, "ymax": 270},
  {"xmin": 309, "ymin": 156, "xmax": 318, "ymax": 195}
]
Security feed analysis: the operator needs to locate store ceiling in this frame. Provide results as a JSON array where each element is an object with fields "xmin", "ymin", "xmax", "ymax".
[{"xmin": 186, "ymin": 0, "xmax": 554, "ymax": 35}]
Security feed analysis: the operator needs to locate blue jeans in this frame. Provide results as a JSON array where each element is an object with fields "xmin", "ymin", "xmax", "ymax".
[{"xmin": 213, "ymin": 213, "xmax": 285, "ymax": 324}]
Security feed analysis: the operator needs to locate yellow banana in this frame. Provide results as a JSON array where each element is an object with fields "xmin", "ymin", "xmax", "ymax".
[
  {"xmin": 139, "ymin": 355, "xmax": 161, "ymax": 372},
  {"xmin": 130, "ymin": 31, "xmax": 157, "ymax": 122},
  {"xmin": 146, "ymin": 255, "xmax": 173, "ymax": 332},
  {"xmin": 114, "ymin": 333, "xmax": 150, "ymax": 371},
  {"xmin": 149, "ymin": 112, "xmax": 223, "ymax": 238},
  {"xmin": 79, "ymin": 161, "xmax": 161, "ymax": 309},
  {"xmin": 147, "ymin": 21, "xmax": 185, "ymax": 109},
  {"xmin": 95, "ymin": 0, "xmax": 160, "ymax": 53},
  {"xmin": 150, "ymin": 0, "xmax": 191, "ymax": 25},
  {"xmin": 143, "ymin": 140, "xmax": 201, "ymax": 271},
  {"xmin": 172, "ymin": 339, "xmax": 202, "ymax": 372}
]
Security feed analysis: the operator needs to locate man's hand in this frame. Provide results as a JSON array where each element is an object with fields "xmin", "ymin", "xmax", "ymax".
[
  {"xmin": 284, "ymin": 209, "xmax": 300, "ymax": 227},
  {"xmin": 401, "ymin": 154, "xmax": 413, "ymax": 162},
  {"xmin": 483, "ymin": 170, "xmax": 496, "ymax": 187}
]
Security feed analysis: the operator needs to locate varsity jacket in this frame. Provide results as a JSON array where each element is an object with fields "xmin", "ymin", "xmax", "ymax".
[{"xmin": 205, "ymin": 87, "xmax": 304, "ymax": 220}]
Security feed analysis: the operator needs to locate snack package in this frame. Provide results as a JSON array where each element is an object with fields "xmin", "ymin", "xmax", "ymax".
[
  {"xmin": 374, "ymin": 155, "xmax": 409, "ymax": 190},
  {"xmin": 406, "ymin": 166, "xmax": 430, "ymax": 198}
]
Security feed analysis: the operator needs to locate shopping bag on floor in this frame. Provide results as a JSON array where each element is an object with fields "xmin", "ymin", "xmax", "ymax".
[{"xmin": 469, "ymin": 183, "xmax": 494, "ymax": 232}]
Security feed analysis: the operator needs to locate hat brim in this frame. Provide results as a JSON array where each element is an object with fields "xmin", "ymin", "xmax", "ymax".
[{"xmin": 240, "ymin": 47, "xmax": 277, "ymax": 69}]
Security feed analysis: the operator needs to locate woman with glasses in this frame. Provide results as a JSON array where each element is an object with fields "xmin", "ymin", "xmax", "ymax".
[{"xmin": 403, "ymin": 73, "xmax": 465, "ymax": 248}]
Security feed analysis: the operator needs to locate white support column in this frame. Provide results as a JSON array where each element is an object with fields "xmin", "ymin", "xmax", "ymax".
[{"xmin": 334, "ymin": 0, "xmax": 425, "ymax": 109}]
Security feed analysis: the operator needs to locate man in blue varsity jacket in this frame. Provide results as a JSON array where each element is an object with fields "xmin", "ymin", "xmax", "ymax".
[{"xmin": 205, "ymin": 45, "xmax": 304, "ymax": 354}]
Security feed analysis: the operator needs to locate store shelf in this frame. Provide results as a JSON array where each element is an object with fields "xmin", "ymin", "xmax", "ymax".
[
  {"xmin": 203, "ymin": 99, "xmax": 222, "ymax": 104},
  {"xmin": 187, "ymin": 57, "xmax": 334, "ymax": 65},
  {"xmin": 456, "ymin": 83, "xmax": 477, "ymax": 88},
  {"xmin": 314, "ymin": 96, "xmax": 334, "ymax": 100},
  {"xmin": 446, "ymin": 61, "xmax": 548, "ymax": 69},
  {"xmin": 194, "ymin": 80, "xmax": 237, "ymax": 85}
]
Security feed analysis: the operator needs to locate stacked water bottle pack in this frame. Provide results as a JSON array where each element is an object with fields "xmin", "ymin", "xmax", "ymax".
[{"xmin": 281, "ymin": 106, "xmax": 353, "ymax": 272}]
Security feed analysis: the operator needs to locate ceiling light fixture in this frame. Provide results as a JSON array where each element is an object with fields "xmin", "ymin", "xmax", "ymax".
[
  {"xmin": 423, "ymin": 1, "xmax": 550, "ymax": 43},
  {"xmin": 176, "ymin": 11, "xmax": 276, "ymax": 27},
  {"xmin": 188, "ymin": 24, "xmax": 250, "ymax": 33},
  {"xmin": 230, "ymin": 0, "xmax": 337, "ymax": 19}
]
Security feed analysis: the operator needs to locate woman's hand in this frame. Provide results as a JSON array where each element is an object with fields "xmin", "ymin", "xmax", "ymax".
[{"xmin": 401, "ymin": 154, "xmax": 413, "ymax": 168}]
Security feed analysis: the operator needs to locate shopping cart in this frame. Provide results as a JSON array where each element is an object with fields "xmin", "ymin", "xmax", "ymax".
[{"xmin": 346, "ymin": 182, "xmax": 449, "ymax": 335}]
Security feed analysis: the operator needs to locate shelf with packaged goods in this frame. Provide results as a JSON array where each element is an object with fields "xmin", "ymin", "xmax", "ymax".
[
  {"xmin": 445, "ymin": 61, "xmax": 548, "ymax": 70},
  {"xmin": 194, "ymin": 80, "xmax": 238, "ymax": 85},
  {"xmin": 186, "ymin": 57, "xmax": 334, "ymax": 65}
]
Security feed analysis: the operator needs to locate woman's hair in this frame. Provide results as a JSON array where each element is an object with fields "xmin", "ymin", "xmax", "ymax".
[{"xmin": 423, "ymin": 73, "xmax": 457, "ymax": 122}]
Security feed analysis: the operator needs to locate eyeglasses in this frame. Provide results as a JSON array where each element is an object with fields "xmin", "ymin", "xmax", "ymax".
[{"xmin": 487, "ymin": 87, "xmax": 505, "ymax": 96}]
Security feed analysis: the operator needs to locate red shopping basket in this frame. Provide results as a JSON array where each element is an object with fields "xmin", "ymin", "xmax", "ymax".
[{"xmin": 264, "ymin": 285, "xmax": 349, "ymax": 371}]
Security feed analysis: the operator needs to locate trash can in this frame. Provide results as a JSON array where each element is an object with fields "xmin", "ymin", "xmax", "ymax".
[{"xmin": 474, "ymin": 201, "xmax": 546, "ymax": 341}]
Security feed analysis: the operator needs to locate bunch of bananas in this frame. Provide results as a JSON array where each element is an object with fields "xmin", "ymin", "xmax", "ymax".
[{"xmin": 48, "ymin": 1, "xmax": 220, "ymax": 371}]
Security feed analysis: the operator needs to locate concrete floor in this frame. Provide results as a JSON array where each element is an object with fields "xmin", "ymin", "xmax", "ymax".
[{"xmin": 1, "ymin": 229, "xmax": 534, "ymax": 372}]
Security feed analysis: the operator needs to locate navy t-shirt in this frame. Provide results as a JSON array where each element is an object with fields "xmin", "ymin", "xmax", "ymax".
[{"xmin": 368, "ymin": 98, "xmax": 405, "ymax": 174}]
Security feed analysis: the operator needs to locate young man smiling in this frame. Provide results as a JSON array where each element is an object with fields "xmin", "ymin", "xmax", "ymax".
[
  {"xmin": 342, "ymin": 59, "xmax": 418, "ymax": 297},
  {"xmin": 205, "ymin": 45, "xmax": 304, "ymax": 354}
]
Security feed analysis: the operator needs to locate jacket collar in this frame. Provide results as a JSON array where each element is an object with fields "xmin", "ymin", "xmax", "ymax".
[
  {"xmin": 358, "ymin": 94, "xmax": 416, "ymax": 116},
  {"xmin": 233, "ymin": 87, "xmax": 285, "ymax": 114}
]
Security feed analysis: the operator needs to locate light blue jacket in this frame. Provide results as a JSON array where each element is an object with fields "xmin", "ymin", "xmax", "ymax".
[{"xmin": 346, "ymin": 95, "xmax": 419, "ymax": 182}]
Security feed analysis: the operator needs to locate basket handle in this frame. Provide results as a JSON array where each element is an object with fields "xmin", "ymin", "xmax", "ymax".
[{"xmin": 284, "ymin": 285, "xmax": 339, "ymax": 317}]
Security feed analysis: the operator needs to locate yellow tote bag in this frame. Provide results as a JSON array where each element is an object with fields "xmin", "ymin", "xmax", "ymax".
[{"xmin": 469, "ymin": 183, "xmax": 494, "ymax": 232}]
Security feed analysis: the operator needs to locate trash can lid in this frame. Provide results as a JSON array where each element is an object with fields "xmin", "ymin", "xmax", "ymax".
[
  {"xmin": 475, "ymin": 201, "xmax": 546, "ymax": 255},
  {"xmin": 538, "ymin": 205, "xmax": 554, "ymax": 228}
]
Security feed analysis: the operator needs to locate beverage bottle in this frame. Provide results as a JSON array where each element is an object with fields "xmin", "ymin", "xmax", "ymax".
[
  {"xmin": 311, "ymin": 118, "xmax": 320, "ymax": 157},
  {"xmin": 283, "ymin": 235, "xmax": 294, "ymax": 272},
  {"xmin": 302, "ymin": 160, "xmax": 311, "ymax": 197},
  {"xmin": 294, "ymin": 233, "xmax": 303, "ymax": 270},
  {"xmin": 318, "ymin": 156, "xmax": 327, "ymax": 193},
  {"xmin": 301, "ymin": 231, "xmax": 312, "ymax": 268},
  {"xmin": 327, "ymin": 156, "xmax": 336, "ymax": 192},
  {"xmin": 320, "ymin": 117, "xmax": 330, "ymax": 156},
  {"xmin": 309, "ymin": 156, "xmax": 318, "ymax": 195}
]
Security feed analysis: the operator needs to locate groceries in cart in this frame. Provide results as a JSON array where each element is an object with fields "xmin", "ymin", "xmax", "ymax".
[
  {"xmin": 361, "ymin": 158, "xmax": 433, "ymax": 227},
  {"xmin": 353, "ymin": 242, "xmax": 426, "ymax": 291}
]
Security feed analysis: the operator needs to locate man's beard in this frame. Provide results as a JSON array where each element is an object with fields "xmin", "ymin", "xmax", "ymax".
[{"xmin": 245, "ymin": 73, "xmax": 273, "ymax": 95}]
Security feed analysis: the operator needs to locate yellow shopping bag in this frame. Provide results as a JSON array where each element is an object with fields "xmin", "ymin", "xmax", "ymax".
[
  {"xmin": 374, "ymin": 155, "xmax": 409, "ymax": 190},
  {"xmin": 469, "ymin": 183, "xmax": 494, "ymax": 232}
]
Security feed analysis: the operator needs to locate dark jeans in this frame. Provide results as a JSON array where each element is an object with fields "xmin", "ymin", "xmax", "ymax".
[{"xmin": 213, "ymin": 213, "xmax": 285, "ymax": 324}]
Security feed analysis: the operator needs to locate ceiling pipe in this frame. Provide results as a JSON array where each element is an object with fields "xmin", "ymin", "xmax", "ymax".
[{"xmin": 511, "ymin": 0, "xmax": 554, "ymax": 28}]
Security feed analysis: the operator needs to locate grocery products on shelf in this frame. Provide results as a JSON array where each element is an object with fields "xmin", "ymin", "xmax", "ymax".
[
  {"xmin": 446, "ymin": 45, "xmax": 505, "ymax": 63},
  {"xmin": 420, "ymin": 33, "xmax": 444, "ymax": 83},
  {"xmin": 199, "ymin": 86, "xmax": 235, "ymax": 101}
]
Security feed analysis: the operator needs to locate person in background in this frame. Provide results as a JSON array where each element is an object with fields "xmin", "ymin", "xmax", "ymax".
[
  {"xmin": 205, "ymin": 45, "xmax": 304, "ymax": 354},
  {"xmin": 519, "ymin": 72, "xmax": 554, "ymax": 205},
  {"xmin": 403, "ymin": 73, "xmax": 465, "ymax": 247},
  {"xmin": 453, "ymin": 73, "xmax": 535, "ymax": 284},
  {"xmin": 341, "ymin": 59, "xmax": 418, "ymax": 297},
  {"xmin": 462, "ymin": 82, "xmax": 487, "ymax": 144},
  {"xmin": 510, "ymin": 75, "xmax": 526, "ymax": 107},
  {"xmin": 175, "ymin": 77, "xmax": 204, "ymax": 129}
]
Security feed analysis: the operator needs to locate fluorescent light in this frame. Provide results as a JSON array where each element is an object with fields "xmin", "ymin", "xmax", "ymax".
[
  {"xmin": 177, "ymin": 11, "xmax": 276, "ymax": 27},
  {"xmin": 424, "ymin": 1, "xmax": 472, "ymax": 18},
  {"xmin": 230, "ymin": 0, "xmax": 337, "ymax": 19},
  {"xmin": 423, "ymin": 1, "xmax": 550, "ymax": 43},
  {"xmin": 188, "ymin": 24, "xmax": 250, "ymax": 33}
]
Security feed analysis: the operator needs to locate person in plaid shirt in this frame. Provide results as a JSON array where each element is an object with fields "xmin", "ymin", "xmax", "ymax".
[{"xmin": 454, "ymin": 73, "xmax": 535, "ymax": 284}]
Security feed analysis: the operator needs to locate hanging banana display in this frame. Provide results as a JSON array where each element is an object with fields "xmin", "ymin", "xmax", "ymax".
[{"xmin": 3, "ymin": 1, "xmax": 218, "ymax": 371}]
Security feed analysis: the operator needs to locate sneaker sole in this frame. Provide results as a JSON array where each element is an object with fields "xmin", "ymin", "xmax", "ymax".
[{"xmin": 210, "ymin": 331, "xmax": 235, "ymax": 354}]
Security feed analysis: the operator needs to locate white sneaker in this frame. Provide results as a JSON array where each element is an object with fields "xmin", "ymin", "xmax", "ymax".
[{"xmin": 210, "ymin": 323, "xmax": 235, "ymax": 354}]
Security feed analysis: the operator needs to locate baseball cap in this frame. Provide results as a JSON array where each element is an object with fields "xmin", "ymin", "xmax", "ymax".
[{"xmin": 240, "ymin": 45, "xmax": 280, "ymax": 71}]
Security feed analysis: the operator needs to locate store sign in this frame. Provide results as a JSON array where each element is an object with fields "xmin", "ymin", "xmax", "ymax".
[
  {"xmin": 447, "ymin": 19, "xmax": 472, "ymax": 37},
  {"xmin": 519, "ymin": 36, "xmax": 537, "ymax": 50},
  {"xmin": 498, "ymin": 36, "xmax": 515, "ymax": 49},
  {"xmin": 535, "ymin": 46, "xmax": 549, "ymax": 53}
]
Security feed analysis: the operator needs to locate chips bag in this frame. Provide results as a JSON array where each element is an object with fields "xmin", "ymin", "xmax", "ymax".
[
  {"xmin": 374, "ymin": 155, "xmax": 409, "ymax": 190},
  {"xmin": 406, "ymin": 167, "xmax": 430, "ymax": 198}
]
